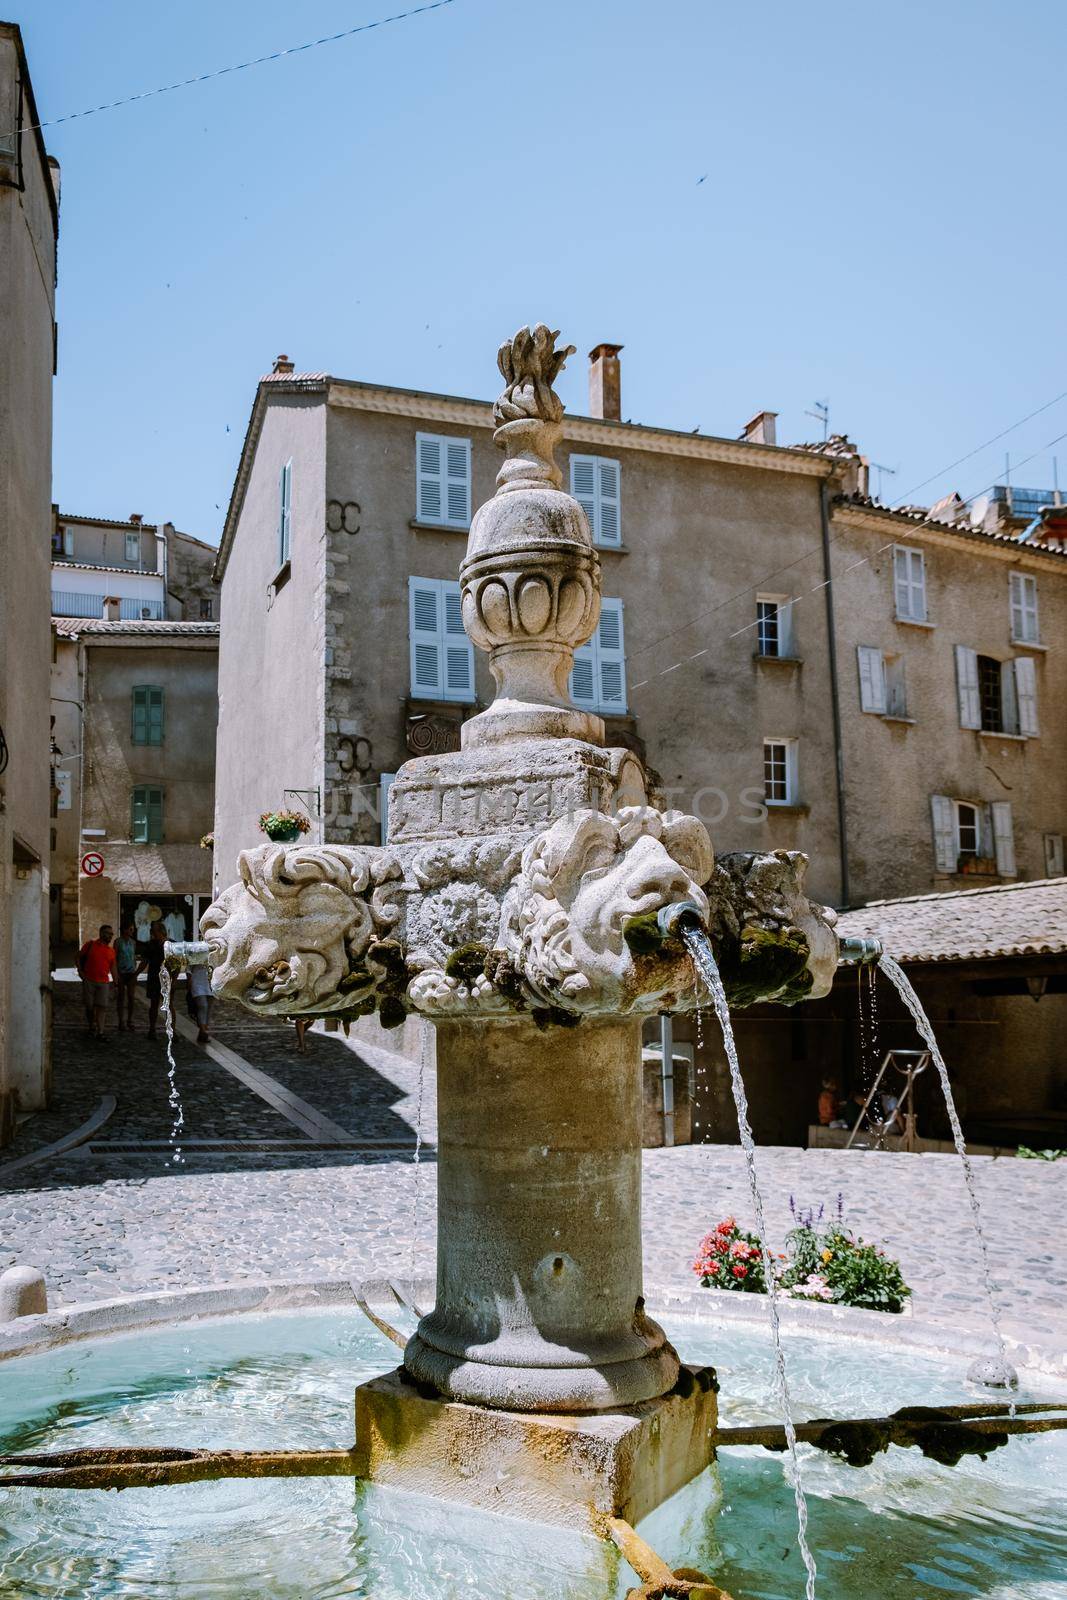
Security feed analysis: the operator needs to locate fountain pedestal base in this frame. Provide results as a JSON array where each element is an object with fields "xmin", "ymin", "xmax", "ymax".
[{"xmin": 352, "ymin": 1364, "xmax": 718, "ymax": 1531}]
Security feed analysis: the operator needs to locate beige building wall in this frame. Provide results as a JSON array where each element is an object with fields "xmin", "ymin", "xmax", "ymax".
[
  {"xmin": 214, "ymin": 391, "xmax": 327, "ymax": 888},
  {"xmin": 53, "ymin": 513, "xmax": 163, "ymax": 573},
  {"xmin": 0, "ymin": 24, "xmax": 58, "ymax": 1134},
  {"xmin": 49, "ymin": 632, "xmax": 84, "ymax": 944},
  {"xmin": 75, "ymin": 634, "xmax": 218, "ymax": 943},
  {"xmin": 165, "ymin": 526, "xmax": 220, "ymax": 621}
]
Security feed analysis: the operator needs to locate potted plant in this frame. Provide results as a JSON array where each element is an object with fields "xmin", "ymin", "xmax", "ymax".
[
  {"xmin": 258, "ymin": 808, "xmax": 311, "ymax": 844},
  {"xmin": 199, "ymin": 832, "xmax": 214, "ymax": 850}
]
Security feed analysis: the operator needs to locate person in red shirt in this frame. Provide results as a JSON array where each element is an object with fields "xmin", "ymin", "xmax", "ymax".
[{"xmin": 78, "ymin": 925, "xmax": 118, "ymax": 1040}]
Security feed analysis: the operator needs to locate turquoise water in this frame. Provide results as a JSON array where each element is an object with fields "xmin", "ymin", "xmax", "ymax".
[{"xmin": 0, "ymin": 1307, "xmax": 1063, "ymax": 1598}]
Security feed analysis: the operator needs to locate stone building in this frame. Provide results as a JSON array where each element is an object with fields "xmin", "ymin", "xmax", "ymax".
[
  {"xmin": 50, "ymin": 619, "xmax": 219, "ymax": 948},
  {"xmin": 211, "ymin": 345, "xmax": 1067, "ymax": 1145},
  {"xmin": 0, "ymin": 22, "xmax": 59, "ymax": 1141},
  {"xmin": 51, "ymin": 509, "xmax": 219, "ymax": 624}
]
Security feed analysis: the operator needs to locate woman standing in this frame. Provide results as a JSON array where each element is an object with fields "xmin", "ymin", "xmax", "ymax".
[
  {"xmin": 114, "ymin": 921, "xmax": 139, "ymax": 1031},
  {"xmin": 139, "ymin": 921, "xmax": 171, "ymax": 1041}
]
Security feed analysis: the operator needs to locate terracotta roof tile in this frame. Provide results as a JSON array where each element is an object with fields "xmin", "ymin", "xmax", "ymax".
[
  {"xmin": 52, "ymin": 618, "xmax": 219, "ymax": 639},
  {"xmin": 837, "ymin": 877, "xmax": 1067, "ymax": 963}
]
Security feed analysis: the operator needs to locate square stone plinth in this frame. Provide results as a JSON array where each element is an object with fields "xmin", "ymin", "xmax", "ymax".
[{"xmin": 353, "ymin": 1365, "xmax": 717, "ymax": 1531}]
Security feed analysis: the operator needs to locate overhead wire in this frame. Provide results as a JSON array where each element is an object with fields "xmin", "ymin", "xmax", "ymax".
[{"xmin": 11, "ymin": 1, "xmax": 458, "ymax": 137}]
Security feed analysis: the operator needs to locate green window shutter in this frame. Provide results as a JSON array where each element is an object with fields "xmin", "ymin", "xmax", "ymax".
[
  {"xmin": 132, "ymin": 687, "xmax": 147, "ymax": 744},
  {"xmin": 131, "ymin": 786, "xmax": 148, "ymax": 842},
  {"xmin": 148, "ymin": 686, "xmax": 164, "ymax": 744},
  {"xmin": 131, "ymin": 785, "xmax": 164, "ymax": 843}
]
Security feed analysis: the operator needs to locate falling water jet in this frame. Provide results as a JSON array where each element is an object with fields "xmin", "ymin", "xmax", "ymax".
[
  {"xmin": 661, "ymin": 902, "xmax": 819, "ymax": 1600},
  {"xmin": 158, "ymin": 964, "xmax": 185, "ymax": 1166},
  {"xmin": 877, "ymin": 954, "xmax": 1018, "ymax": 1395}
]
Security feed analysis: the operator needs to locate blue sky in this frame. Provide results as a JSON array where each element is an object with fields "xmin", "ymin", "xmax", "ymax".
[{"xmin": 20, "ymin": 0, "xmax": 1067, "ymax": 542}]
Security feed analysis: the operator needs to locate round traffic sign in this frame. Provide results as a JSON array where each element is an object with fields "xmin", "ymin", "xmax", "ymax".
[{"xmin": 81, "ymin": 851, "xmax": 105, "ymax": 877}]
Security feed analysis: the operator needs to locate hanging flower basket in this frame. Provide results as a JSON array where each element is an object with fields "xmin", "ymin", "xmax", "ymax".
[
  {"xmin": 199, "ymin": 832, "xmax": 214, "ymax": 851},
  {"xmin": 258, "ymin": 809, "xmax": 311, "ymax": 843}
]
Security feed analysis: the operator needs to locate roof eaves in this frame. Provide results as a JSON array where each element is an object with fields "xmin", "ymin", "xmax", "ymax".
[{"xmin": 834, "ymin": 494, "xmax": 1067, "ymax": 564}]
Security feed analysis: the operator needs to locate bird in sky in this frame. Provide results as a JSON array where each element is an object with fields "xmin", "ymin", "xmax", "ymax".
[{"xmin": 697, "ymin": 174, "xmax": 707, "ymax": 185}]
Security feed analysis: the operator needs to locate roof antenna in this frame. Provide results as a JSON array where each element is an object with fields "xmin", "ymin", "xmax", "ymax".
[
  {"xmin": 870, "ymin": 462, "xmax": 897, "ymax": 500},
  {"xmin": 805, "ymin": 399, "xmax": 829, "ymax": 442}
]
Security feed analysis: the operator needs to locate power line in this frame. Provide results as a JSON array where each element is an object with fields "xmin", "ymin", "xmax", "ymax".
[
  {"xmin": 15, "ymin": 1, "xmax": 458, "ymax": 137},
  {"xmin": 892, "ymin": 387, "xmax": 1067, "ymax": 507}
]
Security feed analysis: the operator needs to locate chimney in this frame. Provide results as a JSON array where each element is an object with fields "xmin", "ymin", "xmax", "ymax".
[
  {"xmin": 129, "ymin": 513, "xmax": 143, "ymax": 526},
  {"xmin": 102, "ymin": 595, "xmax": 121, "ymax": 621},
  {"xmin": 273, "ymin": 353, "xmax": 295, "ymax": 375},
  {"xmin": 588, "ymin": 344, "xmax": 623, "ymax": 422},
  {"xmin": 740, "ymin": 411, "xmax": 778, "ymax": 447}
]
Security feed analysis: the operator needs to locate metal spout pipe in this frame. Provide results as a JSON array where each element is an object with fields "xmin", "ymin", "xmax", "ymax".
[
  {"xmin": 837, "ymin": 934, "xmax": 882, "ymax": 966},
  {"xmin": 163, "ymin": 939, "xmax": 213, "ymax": 970},
  {"xmin": 656, "ymin": 900, "xmax": 705, "ymax": 940}
]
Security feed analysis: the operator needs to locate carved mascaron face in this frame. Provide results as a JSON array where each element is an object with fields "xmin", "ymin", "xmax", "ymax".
[
  {"xmin": 501, "ymin": 806, "xmax": 715, "ymax": 1013},
  {"xmin": 200, "ymin": 843, "xmax": 399, "ymax": 1013}
]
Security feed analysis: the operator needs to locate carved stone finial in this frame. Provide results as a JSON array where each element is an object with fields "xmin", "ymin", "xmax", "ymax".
[{"xmin": 459, "ymin": 324, "xmax": 603, "ymax": 749}]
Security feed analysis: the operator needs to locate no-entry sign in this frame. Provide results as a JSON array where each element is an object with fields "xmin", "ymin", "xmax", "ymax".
[{"xmin": 80, "ymin": 851, "xmax": 105, "ymax": 876}]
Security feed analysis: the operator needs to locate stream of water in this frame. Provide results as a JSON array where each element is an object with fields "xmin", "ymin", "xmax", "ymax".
[
  {"xmin": 408, "ymin": 1019, "xmax": 431, "ymax": 1284},
  {"xmin": 681, "ymin": 924, "xmax": 819, "ymax": 1600},
  {"xmin": 877, "ymin": 954, "xmax": 1014, "ymax": 1391},
  {"xmin": 158, "ymin": 966, "xmax": 185, "ymax": 1166}
]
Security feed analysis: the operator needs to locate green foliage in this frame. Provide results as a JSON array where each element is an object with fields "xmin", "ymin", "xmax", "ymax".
[
  {"xmin": 693, "ymin": 1218, "xmax": 768, "ymax": 1292},
  {"xmin": 715, "ymin": 923, "xmax": 813, "ymax": 1008},
  {"xmin": 258, "ymin": 809, "xmax": 311, "ymax": 841},
  {"xmin": 694, "ymin": 1213, "xmax": 911, "ymax": 1313},
  {"xmin": 1017, "ymin": 1145, "xmax": 1065, "ymax": 1161}
]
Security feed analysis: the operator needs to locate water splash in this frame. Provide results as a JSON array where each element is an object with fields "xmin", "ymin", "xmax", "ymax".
[
  {"xmin": 877, "ymin": 954, "xmax": 1016, "ymax": 1394},
  {"xmin": 683, "ymin": 924, "xmax": 819, "ymax": 1600},
  {"xmin": 158, "ymin": 965, "xmax": 185, "ymax": 1166},
  {"xmin": 408, "ymin": 1019, "xmax": 431, "ymax": 1285}
]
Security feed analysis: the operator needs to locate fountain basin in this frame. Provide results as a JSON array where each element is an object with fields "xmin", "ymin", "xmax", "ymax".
[{"xmin": 0, "ymin": 1293, "xmax": 1064, "ymax": 1598}]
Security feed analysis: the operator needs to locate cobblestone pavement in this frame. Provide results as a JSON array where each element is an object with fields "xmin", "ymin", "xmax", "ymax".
[{"xmin": 1, "ymin": 981, "xmax": 1064, "ymax": 1354}]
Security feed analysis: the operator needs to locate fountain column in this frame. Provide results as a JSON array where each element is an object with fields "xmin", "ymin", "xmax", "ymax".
[{"xmin": 405, "ymin": 1016, "xmax": 679, "ymax": 1411}]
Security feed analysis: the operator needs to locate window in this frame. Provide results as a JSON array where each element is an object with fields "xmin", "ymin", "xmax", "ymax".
[
  {"xmin": 893, "ymin": 544, "xmax": 927, "ymax": 623},
  {"xmin": 408, "ymin": 577, "xmax": 475, "ymax": 702},
  {"xmin": 1044, "ymin": 833, "xmax": 1065, "ymax": 877},
  {"xmin": 763, "ymin": 739, "xmax": 798, "ymax": 806},
  {"xmin": 131, "ymin": 686, "xmax": 164, "ymax": 746},
  {"xmin": 278, "ymin": 460, "xmax": 292, "ymax": 567},
  {"xmin": 931, "ymin": 795, "xmax": 1015, "ymax": 876},
  {"xmin": 955, "ymin": 646, "xmax": 1038, "ymax": 736},
  {"xmin": 124, "ymin": 531, "xmax": 141, "ymax": 564},
  {"xmin": 199, "ymin": 597, "xmax": 214, "ymax": 620},
  {"xmin": 857, "ymin": 646, "xmax": 908, "ymax": 718},
  {"xmin": 1009, "ymin": 573, "xmax": 1039, "ymax": 644},
  {"xmin": 416, "ymin": 433, "xmax": 471, "ymax": 528},
  {"xmin": 570, "ymin": 599, "xmax": 627, "ymax": 713},
  {"xmin": 131, "ymin": 786, "xmax": 164, "ymax": 844},
  {"xmin": 52, "ymin": 525, "xmax": 74, "ymax": 558},
  {"xmin": 570, "ymin": 456, "xmax": 621, "ymax": 547},
  {"xmin": 756, "ymin": 595, "xmax": 793, "ymax": 658}
]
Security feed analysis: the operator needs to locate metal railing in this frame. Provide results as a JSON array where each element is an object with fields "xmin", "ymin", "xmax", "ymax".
[{"xmin": 52, "ymin": 592, "xmax": 164, "ymax": 621}]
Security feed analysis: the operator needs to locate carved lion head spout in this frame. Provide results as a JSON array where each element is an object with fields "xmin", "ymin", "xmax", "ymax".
[
  {"xmin": 500, "ymin": 806, "xmax": 715, "ymax": 1015},
  {"xmin": 200, "ymin": 842, "xmax": 401, "ymax": 1014}
]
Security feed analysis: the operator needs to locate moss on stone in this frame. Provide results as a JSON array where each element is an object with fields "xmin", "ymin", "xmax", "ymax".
[
  {"xmin": 444, "ymin": 943, "xmax": 489, "ymax": 985},
  {"xmin": 623, "ymin": 912, "xmax": 666, "ymax": 957},
  {"xmin": 482, "ymin": 949, "xmax": 526, "ymax": 1007},
  {"xmin": 377, "ymin": 994, "xmax": 407, "ymax": 1031},
  {"xmin": 715, "ymin": 923, "xmax": 813, "ymax": 1009},
  {"xmin": 531, "ymin": 1005, "xmax": 581, "ymax": 1031}
]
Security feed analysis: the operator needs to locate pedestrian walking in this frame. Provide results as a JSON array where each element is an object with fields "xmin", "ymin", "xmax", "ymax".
[
  {"xmin": 114, "ymin": 920, "xmax": 139, "ymax": 1031},
  {"xmin": 77, "ymin": 925, "xmax": 117, "ymax": 1041},
  {"xmin": 138, "ymin": 920, "xmax": 172, "ymax": 1041},
  {"xmin": 186, "ymin": 961, "xmax": 214, "ymax": 1044}
]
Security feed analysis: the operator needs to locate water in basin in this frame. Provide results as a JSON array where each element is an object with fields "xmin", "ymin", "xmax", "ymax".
[{"xmin": 0, "ymin": 1307, "xmax": 1064, "ymax": 1598}]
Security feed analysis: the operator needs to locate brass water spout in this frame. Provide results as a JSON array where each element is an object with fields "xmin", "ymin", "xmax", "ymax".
[
  {"xmin": 163, "ymin": 939, "xmax": 213, "ymax": 972},
  {"xmin": 656, "ymin": 900, "xmax": 706, "ymax": 940}
]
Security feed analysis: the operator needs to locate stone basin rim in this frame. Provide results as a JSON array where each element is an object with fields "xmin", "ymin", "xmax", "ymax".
[{"xmin": 0, "ymin": 1274, "xmax": 1061, "ymax": 1380}]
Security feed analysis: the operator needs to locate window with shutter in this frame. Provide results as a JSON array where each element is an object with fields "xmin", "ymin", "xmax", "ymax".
[
  {"xmin": 278, "ymin": 460, "xmax": 292, "ymax": 567},
  {"xmin": 416, "ymin": 433, "xmax": 471, "ymax": 528},
  {"xmin": 991, "ymin": 801, "xmax": 1016, "ymax": 877},
  {"xmin": 569, "ymin": 455, "xmax": 622, "ymax": 547},
  {"xmin": 131, "ymin": 785, "xmax": 164, "ymax": 844},
  {"xmin": 568, "ymin": 600, "xmax": 627, "ymax": 713},
  {"xmin": 1013, "ymin": 655, "xmax": 1039, "ymax": 736},
  {"xmin": 757, "ymin": 595, "xmax": 793, "ymax": 658},
  {"xmin": 124, "ymin": 531, "xmax": 141, "ymax": 564},
  {"xmin": 893, "ymin": 545, "xmax": 927, "ymax": 622},
  {"xmin": 1044, "ymin": 833, "xmax": 1065, "ymax": 877},
  {"xmin": 131, "ymin": 686, "xmax": 164, "ymax": 746},
  {"xmin": 1009, "ymin": 573, "xmax": 1039, "ymax": 644},
  {"xmin": 930, "ymin": 795, "xmax": 956, "ymax": 872},
  {"xmin": 857, "ymin": 646, "xmax": 887, "ymax": 713},
  {"xmin": 408, "ymin": 577, "xmax": 475, "ymax": 703},
  {"xmin": 954, "ymin": 645, "xmax": 981, "ymax": 729}
]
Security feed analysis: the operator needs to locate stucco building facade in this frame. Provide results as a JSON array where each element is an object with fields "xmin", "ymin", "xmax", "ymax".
[
  {"xmin": 50, "ymin": 620, "xmax": 219, "ymax": 948},
  {"xmin": 0, "ymin": 22, "xmax": 59, "ymax": 1140}
]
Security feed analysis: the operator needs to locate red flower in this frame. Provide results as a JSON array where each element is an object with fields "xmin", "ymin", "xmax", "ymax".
[
  {"xmin": 707, "ymin": 1261, "xmax": 721, "ymax": 1275},
  {"xmin": 716, "ymin": 1218, "xmax": 736, "ymax": 1235},
  {"xmin": 732, "ymin": 1264, "xmax": 748, "ymax": 1280}
]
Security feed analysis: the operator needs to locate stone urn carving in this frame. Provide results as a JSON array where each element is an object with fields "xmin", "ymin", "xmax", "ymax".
[{"xmin": 460, "ymin": 325, "xmax": 603, "ymax": 749}]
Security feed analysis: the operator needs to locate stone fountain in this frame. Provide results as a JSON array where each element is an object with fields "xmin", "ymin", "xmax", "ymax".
[{"xmin": 195, "ymin": 325, "xmax": 846, "ymax": 1534}]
